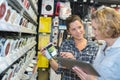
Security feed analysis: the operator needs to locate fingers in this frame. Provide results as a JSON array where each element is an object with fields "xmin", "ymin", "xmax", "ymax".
[
  {"xmin": 72, "ymin": 66, "xmax": 89, "ymax": 80},
  {"xmin": 60, "ymin": 52, "xmax": 75, "ymax": 59},
  {"xmin": 40, "ymin": 48, "xmax": 45, "ymax": 52},
  {"xmin": 39, "ymin": 48, "xmax": 46, "ymax": 56},
  {"xmin": 60, "ymin": 52, "xmax": 67, "ymax": 58},
  {"xmin": 60, "ymin": 52, "xmax": 71, "ymax": 58}
]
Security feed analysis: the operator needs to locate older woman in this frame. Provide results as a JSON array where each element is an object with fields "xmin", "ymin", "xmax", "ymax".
[{"xmin": 72, "ymin": 6, "xmax": 120, "ymax": 80}]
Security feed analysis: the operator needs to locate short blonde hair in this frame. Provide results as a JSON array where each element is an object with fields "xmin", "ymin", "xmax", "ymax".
[{"xmin": 91, "ymin": 6, "xmax": 120, "ymax": 38}]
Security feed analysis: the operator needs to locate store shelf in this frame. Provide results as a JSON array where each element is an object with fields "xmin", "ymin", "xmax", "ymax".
[
  {"xmin": 0, "ymin": 22, "xmax": 36, "ymax": 34},
  {"xmin": 11, "ymin": 49, "xmax": 37, "ymax": 80},
  {"xmin": 7, "ymin": 0, "xmax": 38, "ymax": 26},
  {"xmin": 29, "ymin": 0, "xmax": 38, "ymax": 15},
  {"xmin": 20, "ymin": 27, "xmax": 37, "ymax": 34},
  {"xmin": 0, "ymin": 41, "xmax": 36, "ymax": 75},
  {"xmin": 0, "ymin": 22, "xmax": 20, "ymax": 32},
  {"xmin": 0, "ymin": 0, "xmax": 38, "ymax": 79}
]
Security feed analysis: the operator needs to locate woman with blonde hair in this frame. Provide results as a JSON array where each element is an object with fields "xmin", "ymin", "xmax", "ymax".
[{"xmin": 73, "ymin": 6, "xmax": 120, "ymax": 80}]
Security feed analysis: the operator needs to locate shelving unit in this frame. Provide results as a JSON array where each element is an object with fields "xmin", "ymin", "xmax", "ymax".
[
  {"xmin": 7, "ymin": 0, "xmax": 38, "ymax": 26},
  {"xmin": 29, "ymin": 0, "xmax": 38, "ymax": 15},
  {"xmin": 0, "ymin": 0, "xmax": 38, "ymax": 80},
  {"xmin": 0, "ymin": 22, "xmax": 37, "ymax": 34}
]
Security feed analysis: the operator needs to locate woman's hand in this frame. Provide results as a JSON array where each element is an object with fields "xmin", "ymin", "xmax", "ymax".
[
  {"xmin": 40, "ymin": 48, "xmax": 53, "ymax": 59},
  {"xmin": 60, "ymin": 52, "xmax": 76, "ymax": 60},
  {"xmin": 72, "ymin": 66, "xmax": 97, "ymax": 80},
  {"xmin": 40, "ymin": 48, "xmax": 46, "ymax": 56},
  {"xmin": 72, "ymin": 66, "xmax": 90, "ymax": 80}
]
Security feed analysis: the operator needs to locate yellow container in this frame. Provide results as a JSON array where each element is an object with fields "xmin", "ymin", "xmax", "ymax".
[
  {"xmin": 39, "ymin": 16, "xmax": 52, "ymax": 33},
  {"xmin": 37, "ymin": 52, "xmax": 49, "ymax": 68},
  {"xmin": 37, "ymin": 33, "xmax": 50, "ymax": 68}
]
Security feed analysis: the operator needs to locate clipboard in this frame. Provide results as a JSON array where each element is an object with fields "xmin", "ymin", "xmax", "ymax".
[{"xmin": 56, "ymin": 57, "xmax": 100, "ymax": 77}]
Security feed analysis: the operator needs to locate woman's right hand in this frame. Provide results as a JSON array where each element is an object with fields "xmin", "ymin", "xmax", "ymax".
[
  {"xmin": 72, "ymin": 66, "xmax": 90, "ymax": 80},
  {"xmin": 72, "ymin": 66, "xmax": 97, "ymax": 80},
  {"xmin": 40, "ymin": 48, "xmax": 53, "ymax": 60},
  {"xmin": 40, "ymin": 48, "xmax": 46, "ymax": 56}
]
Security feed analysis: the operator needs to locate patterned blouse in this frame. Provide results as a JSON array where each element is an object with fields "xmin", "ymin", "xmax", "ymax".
[{"xmin": 56, "ymin": 37, "xmax": 99, "ymax": 80}]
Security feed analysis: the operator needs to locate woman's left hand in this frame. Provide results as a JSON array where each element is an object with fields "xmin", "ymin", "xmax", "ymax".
[
  {"xmin": 72, "ymin": 66, "xmax": 97, "ymax": 80},
  {"xmin": 60, "ymin": 52, "xmax": 76, "ymax": 60}
]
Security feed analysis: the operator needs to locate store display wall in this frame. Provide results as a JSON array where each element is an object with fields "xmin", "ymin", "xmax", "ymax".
[{"xmin": 0, "ymin": 0, "xmax": 38, "ymax": 80}]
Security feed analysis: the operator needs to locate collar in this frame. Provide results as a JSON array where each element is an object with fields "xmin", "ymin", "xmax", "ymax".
[{"xmin": 111, "ymin": 37, "xmax": 120, "ymax": 48}]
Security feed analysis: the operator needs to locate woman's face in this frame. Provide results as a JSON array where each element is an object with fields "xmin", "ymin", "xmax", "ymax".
[
  {"xmin": 68, "ymin": 20, "xmax": 85, "ymax": 40},
  {"xmin": 91, "ymin": 19, "xmax": 104, "ymax": 40}
]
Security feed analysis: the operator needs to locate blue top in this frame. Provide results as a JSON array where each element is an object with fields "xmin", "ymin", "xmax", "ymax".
[
  {"xmin": 93, "ymin": 37, "xmax": 120, "ymax": 80},
  {"xmin": 56, "ymin": 37, "xmax": 99, "ymax": 80}
]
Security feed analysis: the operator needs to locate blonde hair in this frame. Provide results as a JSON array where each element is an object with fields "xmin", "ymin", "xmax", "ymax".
[{"xmin": 91, "ymin": 6, "xmax": 120, "ymax": 38}]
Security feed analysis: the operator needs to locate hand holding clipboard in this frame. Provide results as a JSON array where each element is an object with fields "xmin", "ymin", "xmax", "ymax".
[{"xmin": 56, "ymin": 57, "xmax": 100, "ymax": 77}]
